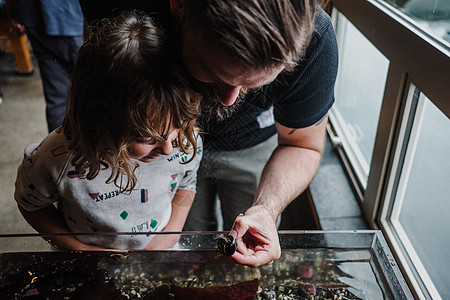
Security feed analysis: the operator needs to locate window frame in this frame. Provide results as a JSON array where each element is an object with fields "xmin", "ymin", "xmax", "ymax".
[
  {"xmin": 380, "ymin": 85, "xmax": 442, "ymax": 299},
  {"xmin": 329, "ymin": 0, "xmax": 450, "ymax": 298}
]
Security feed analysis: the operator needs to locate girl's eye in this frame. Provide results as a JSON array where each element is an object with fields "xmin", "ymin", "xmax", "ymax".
[{"xmin": 138, "ymin": 138, "xmax": 157, "ymax": 145}]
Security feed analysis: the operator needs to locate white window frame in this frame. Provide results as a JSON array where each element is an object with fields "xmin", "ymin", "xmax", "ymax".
[
  {"xmin": 329, "ymin": 0, "xmax": 450, "ymax": 298},
  {"xmin": 381, "ymin": 85, "xmax": 440, "ymax": 300}
]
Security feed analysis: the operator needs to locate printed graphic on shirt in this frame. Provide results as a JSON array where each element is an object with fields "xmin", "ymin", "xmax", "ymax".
[
  {"xmin": 67, "ymin": 215, "xmax": 76, "ymax": 224},
  {"xmin": 50, "ymin": 145, "xmax": 68, "ymax": 157},
  {"xmin": 141, "ymin": 189, "xmax": 148, "ymax": 203},
  {"xmin": 89, "ymin": 190, "xmax": 119, "ymax": 202},
  {"xmin": 169, "ymin": 174, "xmax": 178, "ymax": 193},
  {"xmin": 19, "ymin": 196, "xmax": 41, "ymax": 209},
  {"xmin": 24, "ymin": 153, "xmax": 33, "ymax": 164},
  {"xmin": 29, "ymin": 143, "xmax": 42, "ymax": 157},
  {"xmin": 166, "ymin": 152, "xmax": 180, "ymax": 162},
  {"xmin": 25, "ymin": 193, "xmax": 40, "ymax": 203},
  {"xmin": 181, "ymin": 148, "xmax": 202, "ymax": 162},
  {"xmin": 67, "ymin": 170, "xmax": 86, "ymax": 179},
  {"xmin": 120, "ymin": 211, "xmax": 128, "ymax": 220},
  {"xmin": 131, "ymin": 219, "xmax": 158, "ymax": 233}
]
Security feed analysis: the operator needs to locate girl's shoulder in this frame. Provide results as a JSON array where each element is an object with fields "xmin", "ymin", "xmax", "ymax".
[
  {"xmin": 23, "ymin": 128, "xmax": 74, "ymax": 183},
  {"xmin": 24, "ymin": 128, "xmax": 70, "ymax": 158}
]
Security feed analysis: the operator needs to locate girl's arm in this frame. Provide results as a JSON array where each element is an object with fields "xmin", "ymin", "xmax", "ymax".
[
  {"xmin": 144, "ymin": 189, "xmax": 195, "ymax": 250},
  {"xmin": 18, "ymin": 205, "xmax": 105, "ymax": 250}
]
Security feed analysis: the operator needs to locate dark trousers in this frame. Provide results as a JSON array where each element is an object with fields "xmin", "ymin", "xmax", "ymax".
[{"xmin": 26, "ymin": 28, "xmax": 83, "ymax": 132}]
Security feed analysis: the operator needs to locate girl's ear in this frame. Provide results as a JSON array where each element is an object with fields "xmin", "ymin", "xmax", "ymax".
[{"xmin": 170, "ymin": 0, "xmax": 184, "ymax": 22}]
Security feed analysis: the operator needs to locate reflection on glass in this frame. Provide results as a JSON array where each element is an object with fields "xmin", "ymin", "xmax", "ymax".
[
  {"xmin": 0, "ymin": 231, "xmax": 413, "ymax": 299},
  {"xmin": 393, "ymin": 93, "xmax": 450, "ymax": 299},
  {"xmin": 333, "ymin": 12, "xmax": 390, "ymax": 179},
  {"xmin": 384, "ymin": 0, "xmax": 450, "ymax": 46}
]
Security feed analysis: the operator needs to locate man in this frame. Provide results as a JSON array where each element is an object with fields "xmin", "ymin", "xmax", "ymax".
[
  {"xmin": 79, "ymin": 0, "xmax": 338, "ymax": 268},
  {"xmin": 8, "ymin": 0, "xmax": 84, "ymax": 132}
]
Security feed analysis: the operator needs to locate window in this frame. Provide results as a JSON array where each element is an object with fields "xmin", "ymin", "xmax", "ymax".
[
  {"xmin": 383, "ymin": 0, "xmax": 450, "ymax": 47},
  {"xmin": 330, "ymin": 0, "xmax": 450, "ymax": 298},
  {"xmin": 381, "ymin": 86, "xmax": 450, "ymax": 299},
  {"xmin": 331, "ymin": 11, "xmax": 389, "ymax": 190}
]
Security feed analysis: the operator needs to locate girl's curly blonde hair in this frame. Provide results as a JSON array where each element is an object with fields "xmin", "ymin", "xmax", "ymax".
[{"xmin": 63, "ymin": 11, "xmax": 202, "ymax": 193}]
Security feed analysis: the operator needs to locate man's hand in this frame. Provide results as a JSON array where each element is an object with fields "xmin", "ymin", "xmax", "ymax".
[{"xmin": 229, "ymin": 205, "xmax": 281, "ymax": 267}]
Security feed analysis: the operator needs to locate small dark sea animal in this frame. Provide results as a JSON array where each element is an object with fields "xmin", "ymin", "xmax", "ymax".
[{"xmin": 215, "ymin": 234, "xmax": 237, "ymax": 257}]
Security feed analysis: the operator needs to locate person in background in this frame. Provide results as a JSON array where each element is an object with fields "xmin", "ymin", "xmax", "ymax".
[
  {"xmin": 7, "ymin": 0, "xmax": 84, "ymax": 132},
  {"xmin": 79, "ymin": 0, "xmax": 339, "ymax": 267},
  {"xmin": 14, "ymin": 12, "xmax": 203, "ymax": 250}
]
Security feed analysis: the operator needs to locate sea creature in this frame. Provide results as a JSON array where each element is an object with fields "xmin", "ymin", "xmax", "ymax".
[{"xmin": 215, "ymin": 234, "xmax": 237, "ymax": 257}]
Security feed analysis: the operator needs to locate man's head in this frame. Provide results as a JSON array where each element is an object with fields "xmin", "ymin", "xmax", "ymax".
[{"xmin": 170, "ymin": 0, "xmax": 316, "ymax": 109}]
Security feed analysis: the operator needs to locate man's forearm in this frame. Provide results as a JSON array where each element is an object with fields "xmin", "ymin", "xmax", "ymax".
[{"xmin": 252, "ymin": 144, "xmax": 322, "ymax": 221}]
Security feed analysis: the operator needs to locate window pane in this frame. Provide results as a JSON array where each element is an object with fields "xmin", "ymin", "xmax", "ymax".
[
  {"xmin": 333, "ymin": 12, "xmax": 390, "ymax": 179},
  {"xmin": 383, "ymin": 0, "xmax": 450, "ymax": 47},
  {"xmin": 391, "ymin": 92, "xmax": 450, "ymax": 299}
]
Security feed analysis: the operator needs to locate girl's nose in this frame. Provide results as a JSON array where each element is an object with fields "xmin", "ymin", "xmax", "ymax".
[{"xmin": 156, "ymin": 139, "xmax": 173, "ymax": 155}]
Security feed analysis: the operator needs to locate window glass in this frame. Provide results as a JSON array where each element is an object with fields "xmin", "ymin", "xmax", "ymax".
[
  {"xmin": 333, "ymin": 12, "xmax": 390, "ymax": 180},
  {"xmin": 383, "ymin": 0, "xmax": 450, "ymax": 47},
  {"xmin": 389, "ymin": 91, "xmax": 450, "ymax": 299}
]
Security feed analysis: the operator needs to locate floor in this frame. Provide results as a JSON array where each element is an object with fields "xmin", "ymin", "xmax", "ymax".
[
  {"xmin": 0, "ymin": 44, "xmax": 369, "ymax": 237},
  {"xmin": 0, "ymin": 49, "xmax": 48, "ymax": 234}
]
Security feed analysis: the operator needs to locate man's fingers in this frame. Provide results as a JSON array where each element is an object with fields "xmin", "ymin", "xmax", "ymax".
[{"xmin": 230, "ymin": 214, "xmax": 248, "ymax": 239}]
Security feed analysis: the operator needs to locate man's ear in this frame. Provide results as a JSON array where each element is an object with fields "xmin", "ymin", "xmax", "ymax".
[{"xmin": 170, "ymin": 0, "xmax": 184, "ymax": 21}]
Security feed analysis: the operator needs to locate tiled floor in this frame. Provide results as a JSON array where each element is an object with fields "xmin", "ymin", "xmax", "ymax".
[{"xmin": 0, "ymin": 48, "xmax": 369, "ymax": 237}]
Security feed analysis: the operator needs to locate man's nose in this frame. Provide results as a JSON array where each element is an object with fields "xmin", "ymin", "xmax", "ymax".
[
  {"xmin": 213, "ymin": 84, "xmax": 241, "ymax": 106},
  {"xmin": 156, "ymin": 139, "xmax": 173, "ymax": 155}
]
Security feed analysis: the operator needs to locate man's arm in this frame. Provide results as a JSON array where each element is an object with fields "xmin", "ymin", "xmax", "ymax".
[
  {"xmin": 254, "ymin": 115, "xmax": 328, "ymax": 220},
  {"xmin": 231, "ymin": 115, "xmax": 328, "ymax": 267}
]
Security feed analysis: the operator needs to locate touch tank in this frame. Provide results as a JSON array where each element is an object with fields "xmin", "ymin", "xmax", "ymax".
[{"xmin": 0, "ymin": 230, "xmax": 413, "ymax": 299}]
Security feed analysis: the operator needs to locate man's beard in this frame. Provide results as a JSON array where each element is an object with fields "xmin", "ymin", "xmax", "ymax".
[{"xmin": 197, "ymin": 84, "xmax": 248, "ymax": 122}]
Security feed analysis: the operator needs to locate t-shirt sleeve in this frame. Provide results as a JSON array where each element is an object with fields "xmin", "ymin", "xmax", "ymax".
[
  {"xmin": 178, "ymin": 134, "xmax": 203, "ymax": 192},
  {"xmin": 14, "ymin": 143, "xmax": 60, "ymax": 212},
  {"xmin": 273, "ymin": 10, "xmax": 339, "ymax": 128}
]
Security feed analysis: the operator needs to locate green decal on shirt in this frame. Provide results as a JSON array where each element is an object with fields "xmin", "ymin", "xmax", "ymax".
[
  {"xmin": 150, "ymin": 219, "xmax": 157, "ymax": 228},
  {"xmin": 120, "ymin": 211, "xmax": 128, "ymax": 220},
  {"xmin": 170, "ymin": 182, "xmax": 177, "ymax": 192}
]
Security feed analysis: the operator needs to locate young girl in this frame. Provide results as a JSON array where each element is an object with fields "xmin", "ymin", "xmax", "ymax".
[{"xmin": 14, "ymin": 12, "xmax": 203, "ymax": 250}]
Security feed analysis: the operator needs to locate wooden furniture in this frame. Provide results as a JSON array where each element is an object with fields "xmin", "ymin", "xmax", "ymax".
[{"xmin": 0, "ymin": 18, "xmax": 34, "ymax": 74}]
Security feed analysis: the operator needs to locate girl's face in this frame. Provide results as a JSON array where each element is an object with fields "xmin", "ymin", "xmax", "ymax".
[{"xmin": 128, "ymin": 127, "xmax": 180, "ymax": 163}]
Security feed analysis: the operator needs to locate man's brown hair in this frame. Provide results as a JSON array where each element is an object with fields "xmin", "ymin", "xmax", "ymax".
[{"xmin": 184, "ymin": 0, "xmax": 317, "ymax": 71}]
